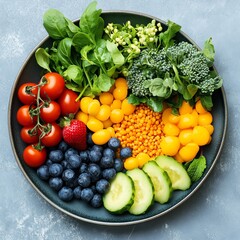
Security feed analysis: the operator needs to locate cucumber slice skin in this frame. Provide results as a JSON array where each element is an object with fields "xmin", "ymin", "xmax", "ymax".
[
  {"xmin": 126, "ymin": 168, "xmax": 154, "ymax": 215},
  {"xmin": 155, "ymin": 155, "xmax": 191, "ymax": 190},
  {"xmin": 143, "ymin": 161, "xmax": 172, "ymax": 204},
  {"xmin": 103, "ymin": 172, "xmax": 135, "ymax": 214}
]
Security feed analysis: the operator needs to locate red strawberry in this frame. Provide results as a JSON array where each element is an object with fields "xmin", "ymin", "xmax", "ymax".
[{"xmin": 62, "ymin": 119, "xmax": 87, "ymax": 151}]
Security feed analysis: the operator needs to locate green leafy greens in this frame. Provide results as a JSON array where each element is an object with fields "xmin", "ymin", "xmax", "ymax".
[{"xmin": 35, "ymin": 1, "xmax": 125, "ymax": 99}]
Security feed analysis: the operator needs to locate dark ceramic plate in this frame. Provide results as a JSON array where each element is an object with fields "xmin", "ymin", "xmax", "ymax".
[{"xmin": 8, "ymin": 11, "xmax": 227, "ymax": 225}]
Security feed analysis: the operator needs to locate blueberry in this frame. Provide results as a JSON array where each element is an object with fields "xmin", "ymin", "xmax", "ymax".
[
  {"xmin": 96, "ymin": 179, "xmax": 110, "ymax": 194},
  {"xmin": 120, "ymin": 147, "xmax": 132, "ymax": 159},
  {"xmin": 102, "ymin": 168, "xmax": 116, "ymax": 181},
  {"xmin": 68, "ymin": 154, "xmax": 82, "ymax": 169},
  {"xmin": 49, "ymin": 177, "xmax": 63, "ymax": 191},
  {"xmin": 49, "ymin": 150, "xmax": 64, "ymax": 163},
  {"xmin": 114, "ymin": 158, "xmax": 124, "ymax": 172},
  {"xmin": 61, "ymin": 160, "xmax": 68, "ymax": 169},
  {"xmin": 79, "ymin": 150, "xmax": 89, "ymax": 163},
  {"xmin": 62, "ymin": 169, "xmax": 75, "ymax": 183},
  {"xmin": 79, "ymin": 163, "xmax": 88, "ymax": 174},
  {"xmin": 81, "ymin": 188, "xmax": 94, "ymax": 202},
  {"xmin": 49, "ymin": 163, "xmax": 63, "ymax": 177},
  {"xmin": 65, "ymin": 148, "xmax": 78, "ymax": 160},
  {"xmin": 90, "ymin": 194, "xmax": 103, "ymax": 208},
  {"xmin": 87, "ymin": 132, "xmax": 94, "ymax": 146},
  {"xmin": 58, "ymin": 186, "xmax": 74, "ymax": 202},
  {"xmin": 58, "ymin": 141, "xmax": 69, "ymax": 152},
  {"xmin": 108, "ymin": 137, "xmax": 121, "ymax": 150},
  {"xmin": 88, "ymin": 164, "xmax": 101, "ymax": 182},
  {"xmin": 78, "ymin": 172, "xmax": 91, "ymax": 188},
  {"xmin": 100, "ymin": 156, "xmax": 114, "ymax": 169},
  {"xmin": 91, "ymin": 185, "xmax": 97, "ymax": 194},
  {"xmin": 45, "ymin": 159, "xmax": 53, "ymax": 167},
  {"xmin": 91, "ymin": 145, "xmax": 103, "ymax": 153},
  {"xmin": 73, "ymin": 186, "xmax": 82, "ymax": 199},
  {"xmin": 103, "ymin": 148, "xmax": 115, "ymax": 158},
  {"xmin": 37, "ymin": 165, "xmax": 49, "ymax": 181},
  {"xmin": 65, "ymin": 178, "xmax": 78, "ymax": 188},
  {"xmin": 89, "ymin": 150, "xmax": 102, "ymax": 163}
]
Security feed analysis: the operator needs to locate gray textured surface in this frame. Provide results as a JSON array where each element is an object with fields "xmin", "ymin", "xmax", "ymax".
[{"xmin": 1, "ymin": 0, "xmax": 239, "ymax": 239}]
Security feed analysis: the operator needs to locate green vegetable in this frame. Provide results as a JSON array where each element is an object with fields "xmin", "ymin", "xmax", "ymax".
[
  {"xmin": 142, "ymin": 161, "xmax": 172, "ymax": 204},
  {"xmin": 103, "ymin": 172, "xmax": 134, "ymax": 214},
  {"xmin": 35, "ymin": 1, "xmax": 125, "ymax": 99},
  {"xmin": 126, "ymin": 168, "xmax": 154, "ymax": 215},
  {"xmin": 155, "ymin": 155, "xmax": 191, "ymax": 190},
  {"xmin": 185, "ymin": 155, "xmax": 207, "ymax": 182}
]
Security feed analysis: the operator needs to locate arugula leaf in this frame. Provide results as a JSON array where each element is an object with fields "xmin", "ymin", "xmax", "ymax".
[
  {"xmin": 185, "ymin": 155, "xmax": 207, "ymax": 182},
  {"xmin": 159, "ymin": 20, "xmax": 181, "ymax": 48},
  {"xmin": 95, "ymin": 72, "xmax": 114, "ymax": 92},
  {"xmin": 200, "ymin": 95, "xmax": 213, "ymax": 111},
  {"xmin": 35, "ymin": 48, "xmax": 51, "ymax": 72}
]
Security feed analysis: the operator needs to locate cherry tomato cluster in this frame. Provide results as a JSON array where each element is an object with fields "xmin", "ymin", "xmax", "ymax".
[{"xmin": 17, "ymin": 72, "xmax": 80, "ymax": 167}]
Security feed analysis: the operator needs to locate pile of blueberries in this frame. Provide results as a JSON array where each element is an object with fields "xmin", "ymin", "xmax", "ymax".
[{"xmin": 36, "ymin": 132, "xmax": 132, "ymax": 208}]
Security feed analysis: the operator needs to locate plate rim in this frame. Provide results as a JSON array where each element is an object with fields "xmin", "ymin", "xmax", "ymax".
[{"xmin": 8, "ymin": 10, "xmax": 228, "ymax": 226}]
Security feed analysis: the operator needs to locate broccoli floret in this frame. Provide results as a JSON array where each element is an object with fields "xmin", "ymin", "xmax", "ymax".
[
  {"xmin": 127, "ymin": 48, "xmax": 171, "ymax": 97},
  {"xmin": 198, "ymin": 76, "xmax": 223, "ymax": 95}
]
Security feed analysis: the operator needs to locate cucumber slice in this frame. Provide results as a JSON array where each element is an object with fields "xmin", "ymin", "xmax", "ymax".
[
  {"xmin": 143, "ymin": 161, "xmax": 172, "ymax": 204},
  {"xmin": 126, "ymin": 168, "xmax": 154, "ymax": 215},
  {"xmin": 155, "ymin": 155, "xmax": 191, "ymax": 190},
  {"xmin": 103, "ymin": 172, "xmax": 134, "ymax": 214}
]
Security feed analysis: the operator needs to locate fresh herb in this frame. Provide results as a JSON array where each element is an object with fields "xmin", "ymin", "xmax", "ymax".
[
  {"xmin": 185, "ymin": 155, "xmax": 207, "ymax": 182},
  {"xmin": 35, "ymin": 1, "xmax": 125, "ymax": 99}
]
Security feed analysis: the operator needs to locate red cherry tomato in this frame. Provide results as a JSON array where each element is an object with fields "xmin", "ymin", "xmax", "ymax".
[
  {"xmin": 41, "ymin": 122, "xmax": 62, "ymax": 147},
  {"xmin": 16, "ymin": 105, "xmax": 37, "ymax": 126},
  {"xmin": 23, "ymin": 145, "xmax": 47, "ymax": 168},
  {"xmin": 18, "ymin": 82, "xmax": 38, "ymax": 105},
  {"xmin": 58, "ymin": 89, "xmax": 80, "ymax": 116},
  {"xmin": 40, "ymin": 101, "xmax": 61, "ymax": 123},
  {"xmin": 20, "ymin": 126, "xmax": 39, "ymax": 144},
  {"xmin": 40, "ymin": 72, "xmax": 65, "ymax": 100}
]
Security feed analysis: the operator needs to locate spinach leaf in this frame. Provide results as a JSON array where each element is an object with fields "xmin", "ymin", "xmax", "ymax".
[
  {"xmin": 35, "ymin": 48, "xmax": 51, "ymax": 72},
  {"xmin": 146, "ymin": 97, "xmax": 164, "ymax": 112},
  {"xmin": 79, "ymin": 1, "xmax": 103, "ymax": 44},
  {"xmin": 43, "ymin": 9, "xmax": 69, "ymax": 39},
  {"xmin": 96, "ymin": 72, "xmax": 114, "ymax": 92},
  {"xmin": 106, "ymin": 40, "xmax": 125, "ymax": 67},
  {"xmin": 57, "ymin": 38, "xmax": 74, "ymax": 67}
]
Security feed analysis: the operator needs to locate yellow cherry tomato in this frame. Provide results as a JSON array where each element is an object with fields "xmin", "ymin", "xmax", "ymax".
[
  {"xmin": 115, "ymin": 77, "xmax": 128, "ymax": 88},
  {"xmin": 110, "ymin": 109, "xmax": 124, "ymax": 123},
  {"xmin": 87, "ymin": 117, "xmax": 104, "ymax": 132},
  {"xmin": 102, "ymin": 118, "xmax": 113, "ymax": 128},
  {"xmin": 92, "ymin": 129, "xmax": 111, "ymax": 145},
  {"xmin": 99, "ymin": 92, "xmax": 114, "ymax": 105},
  {"xmin": 179, "ymin": 101, "xmax": 193, "ymax": 115},
  {"xmin": 163, "ymin": 123, "xmax": 180, "ymax": 136},
  {"xmin": 113, "ymin": 87, "xmax": 128, "ymax": 100},
  {"xmin": 178, "ymin": 143, "xmax": 200, "ymax": 162},
  {"xmin": 136, "ymin": 153, "xmax": 150, "ymax": 168},
  {"xmin": 106, "ymin": 127, "xmax": 115, "ymax": 137},
  {"xmin": 124, "ymin": 157, "xmax": 139, "ymax": 170},
  {"xmin": 121, "ymin": 99, "xmax": 136, "ymax": 115},
  {"xmin": 198, "ymin": 112, "xmax": 213, "ymax": 125},
  {"xmin": 178, "ymin": 113, "xmax": 197, "ymax": 129},
  {"xmin": 195, "ymin": 100, "xmax": 207, "ymax": 114},
  {"xmin": 160, "ymin": 136, "xmax": 180, "ymax": 156},
  {"xmin": 96, "ymin": 104, "xmax": 111, "ymax": 122},
  {"xmin": 192, "ymin": 125, "xmax": 210, "ymax": 146},
  {"xmin": 75, "ymin": 111, "xmax": 89, "ymax": 125},
  {"xmin": 203, "ymin": 124, "xmax": 214, "ymax": 135},
  {"xmin": 178, "ymin": 129, "xmax": 193, "ymax": 145},
  {"xmin": 88, "ymin": 99, "xmax": 100, "ymax": 116},
  {"xmin": 110, "ymin": 99, "xmax": 122, "ymax": 110},
  {"xmin": 80, "ymin": 97, "xmax": 93, "ymax": 114}
]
